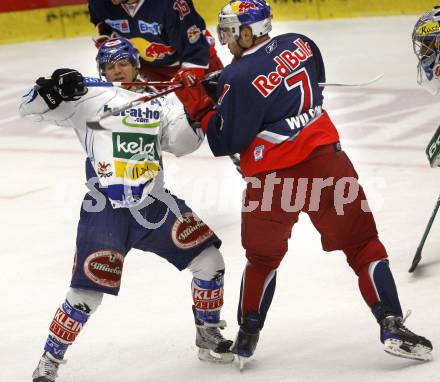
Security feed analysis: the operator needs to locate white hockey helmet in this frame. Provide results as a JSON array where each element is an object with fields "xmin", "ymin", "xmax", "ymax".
[
  {"xmin": 217, "ymin": 0, "xmax": 272, "ymax": 45},
  {"xmin": 412, "ymin": 6, "xmax": 440, "ymax": 95}
]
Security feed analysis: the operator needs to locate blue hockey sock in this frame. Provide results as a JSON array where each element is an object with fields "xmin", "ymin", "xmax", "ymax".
[
  {"xmin": 370, "ymin": 260, "xmax": 403, "ymax": 322},
  {"xmin": 44, "ymin": 299, "xmax": 90, "ymax": 359},
  {"xmin": 192, "ymin": 276, "xmax": 224, "ymax": 323}
]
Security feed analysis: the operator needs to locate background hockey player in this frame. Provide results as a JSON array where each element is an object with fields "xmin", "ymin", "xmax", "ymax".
[
  {"xmin": 88, "ymin": 0, "xmax": 223, "ymax": 87},
  {"xmin": 413, "ymin": 6, "xmax": 440, "ymax": 167},
  {"xmin": 21, "ymin": 40, "xmax": 233, "ymax": 382},
  {"xmin": 173, "ymin": 0, "xmax": 433, "ymax": 368},
  {"xmin": 407, "ymin": 6, "xmax": 440, "ymax": 273}
]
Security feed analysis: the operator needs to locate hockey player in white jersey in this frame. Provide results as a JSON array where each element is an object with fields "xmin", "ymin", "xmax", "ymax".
[{"xmin": 21, "ymin": 38, "xmax": 233, "ymax": 382}]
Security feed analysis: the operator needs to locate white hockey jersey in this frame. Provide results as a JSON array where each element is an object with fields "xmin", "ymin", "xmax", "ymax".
[{"xmin": 19, "ymin": 86, "xmax": 203, "ymax": 208}]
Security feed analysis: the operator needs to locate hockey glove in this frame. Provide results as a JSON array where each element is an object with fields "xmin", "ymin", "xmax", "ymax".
[
  {"xmin": 174, "ymin": 80, "xmax": 214, "ymax": 122},
  {"xmin": 172, "ymin": 68, "xmax": 206, "ymax": 88},
  {"xmin": 93, "ymin": 35, "xmax": 111, "ymax": 49},
  {"xmin": 93, "ymin": 22, "xmax": 119, "ymax": 48},
  {"xmin": 36, "ymin": 69, "xmax": 87, "ymax": 109},
  {"xmin": 201, "ymin": 71, "xmax": 222, "ymax": 103},
  {"xmin": 35, "ymin": 77, "xmax": 63, "ymax": 110}
]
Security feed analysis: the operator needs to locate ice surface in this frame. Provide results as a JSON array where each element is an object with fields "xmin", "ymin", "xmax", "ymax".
[{"xmin": 0, "ymin": 16, "xmax": 439, "ymax": 382}]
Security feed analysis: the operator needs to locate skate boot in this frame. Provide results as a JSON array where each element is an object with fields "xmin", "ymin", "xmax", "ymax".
[
  {"xmin": 32, "ymin": 352, "xmax": 66, "ymax": 382},
  {"xmin": 231, "ymin": 312, "xmax": 261, "ymax": 371},
  {"xmin": 380, "ymin": 311, "xmax": 433, "ymax": 361},
  {"xmin": 193, "ymin": 307, "xmax": 234, "ymax": 363}
]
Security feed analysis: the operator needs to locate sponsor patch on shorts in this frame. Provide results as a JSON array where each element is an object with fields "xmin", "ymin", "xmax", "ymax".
[
  {"xmin": 171, "ymin": 212, "xmax": 214, "ymax": 249},
  {"xmin": 83, "ymin": 250, "xmax": 124, "ymax": 288}
]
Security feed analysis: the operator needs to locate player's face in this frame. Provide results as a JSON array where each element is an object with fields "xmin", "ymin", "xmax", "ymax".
[
  {"xmin": 103, "ymin": 59, "xmax": 138, "ymax": 87},
  {"xmin": 419, "ymin": 39, "xmax": 438, "ymax": 59},
  {"xmin": 221, "ymin": 29, "xmax": 244, "ymax": 60}
]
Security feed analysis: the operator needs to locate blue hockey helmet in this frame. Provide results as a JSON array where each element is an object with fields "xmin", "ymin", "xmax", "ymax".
[
  {"xmin": 96, "ymin": 37, "xmax": 140, "ymax": 76},
  {"xmin": 217, "ymin": 0, "xmax": 272, "ymax": 45},
  {"xmin": 412, "ymin": 6, "xmax": 440, "ymax": 94}
]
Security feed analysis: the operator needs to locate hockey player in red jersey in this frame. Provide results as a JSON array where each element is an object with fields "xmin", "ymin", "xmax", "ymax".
[
  {"xmin": 88, "ymin": 0, "xmax": 223, "ymax": 86},
  {"xmin": 174, "ymin": 0, "xmax": 433, "ymax": 368}
]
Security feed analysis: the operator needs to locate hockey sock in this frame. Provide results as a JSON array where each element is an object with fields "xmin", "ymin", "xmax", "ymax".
[
  {"xmin": 238, "ymin": 262, "xmax": 276, "ymax": 328},
  {"xmin": 43, "ymin": 299, "xmax": 90, "ymax": 360},
  {"xmin": 358, "ymin": 259, "xmax": 403, "ymax": 321},
  {"xmin": 192, "ymin": 276, "xmax": 224, "ymax": 323}
]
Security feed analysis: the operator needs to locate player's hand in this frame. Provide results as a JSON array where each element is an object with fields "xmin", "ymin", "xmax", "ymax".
[
  {"xmin": 36, "ymin": 69, "xmax": 87, "ymax": 109},
  {"xmin": 51, "ymin": 69, "xmax": 87, "ymax": 101},
  {"xmin": 202, "ymin": 71, "xmax": 222, "ymax": 103},
  {"xmin": 175, "ymin": 81, "xmax": 214, "ymax": 121},
  {"xmin": 93, "ymin": 35, "xmax": 110, "ymax": 49},
  {"xmin": 93, "ymin": 31, "xmax": 120, "ymax": 49},
  {"xmin": 172, "ymin": 68, "xmax": 205, "ymax": 88}
]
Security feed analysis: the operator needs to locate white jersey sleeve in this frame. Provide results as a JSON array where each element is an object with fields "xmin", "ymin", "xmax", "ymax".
[
  {"xmin": 19, "ymin": 86, "xmax": 118, "ymax": 129},
  {"xmin": 19, "ymin": 87, "xmax": 75, "ymax": 127},
  {"xmin": 159, "ymin": 92, "xmax": 204, "ymax": 157}
]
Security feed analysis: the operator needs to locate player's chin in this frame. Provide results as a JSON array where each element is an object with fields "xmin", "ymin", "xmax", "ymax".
[{"xmin": 113, "ymin": 76, "xmax": 130, "ymax": 82}]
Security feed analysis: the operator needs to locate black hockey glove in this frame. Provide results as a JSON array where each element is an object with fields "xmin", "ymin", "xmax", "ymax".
[
  {"xmin": 36, "ymin": 68, "xmax": 87, "ymax": 109},
  {"xmin": 201, "ymin": 71, "xmax": 222, "ymax": 103}
]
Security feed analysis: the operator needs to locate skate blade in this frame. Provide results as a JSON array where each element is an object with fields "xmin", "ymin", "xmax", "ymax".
[
  {"xmin": 197, "ymin": 348, "xmax": 235, "ymax": 364},
  {"xmin": 384, "ymin": 339, "xmax": 433, "ymax": 361},
  {"xmin": 238, "ymin": 356, "xmax": 246, "ymax": 372}
]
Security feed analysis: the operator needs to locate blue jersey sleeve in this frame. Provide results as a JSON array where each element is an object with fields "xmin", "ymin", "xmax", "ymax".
[
  {"xmin": 308, "ymin": 38, "xmax": 325, "ymax": 84},
  {"xmin": 88, "ymin": 1, "xmax": 103, "ymax": 26},
  {"xmin": 164, "ymin": 0, "xmax": 210, "ymax": 67},
  {"xmin": 206, "ymin": 67, "xmax": 267, "ymax": 156}
]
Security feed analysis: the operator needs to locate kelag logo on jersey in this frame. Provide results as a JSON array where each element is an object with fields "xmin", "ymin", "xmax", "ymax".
[
  {"xmin": 112, "ymin": 133, "xmax": 160, "ymax": 181},
  {"xmin": 105, "ymin": 18, "xmax": 130, "ymax": 33},
  {"xmin": 112, "ymin": 132, "xmax": 158, "ymax": 161},
  {"xmin": 138, "ymin": 21, "xmax": 161, "ymax": 35}
]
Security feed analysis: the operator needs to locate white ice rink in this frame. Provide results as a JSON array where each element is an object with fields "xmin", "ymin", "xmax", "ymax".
[{"xmin": 1, "ymin": 16, "xmax": 439, "ymax": 382}]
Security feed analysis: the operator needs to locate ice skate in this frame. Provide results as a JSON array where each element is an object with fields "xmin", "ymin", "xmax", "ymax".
[
  {"xmin": 231, "ymin": 312, "xmax": 261, "ymax": 371},
  {"xmin": 32, "ymin": 352, "xmax": 66, "ymax": 382},
  {"xmin": 231, "ymin": 327, "xmax": 260, "ymax": 371},
  {"xmin": 193, "ymin": 307, "xmax": 234, "ymax": 363},
  {"xmin": 380, "ymin": 312, "xmax": 433, "ymax": 361}
]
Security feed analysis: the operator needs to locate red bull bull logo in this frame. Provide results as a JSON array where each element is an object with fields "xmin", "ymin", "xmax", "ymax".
[
  {"xmin": 145, "ymin": 43, "xmax": 175, "ymax": 60},
  {"xmin": 231, "ymin": 1, "xmax": 258, "ymax": 14},
  {"xmin": 187, "ymin": 25, "xmax": 201, "ymax": 44},
  {"xmin": 130, "ymin": 38, "xmax": 175, "ymax": 62}
]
